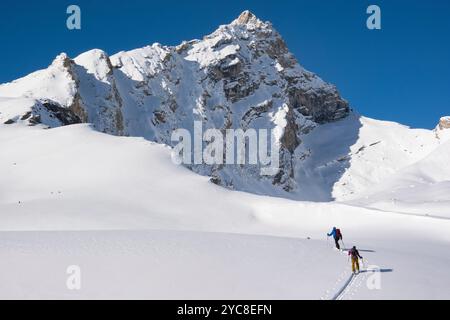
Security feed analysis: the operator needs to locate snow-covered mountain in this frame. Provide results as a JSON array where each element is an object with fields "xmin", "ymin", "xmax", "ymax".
[
  {"xmin": 0, "ymin": 11, "xmax": 351, "ymax": 197},
  {"xmin": 1, "ymin": 11, "xmax": 450, "ymax": 299},
  {"xmin": 1, "ymin": 10, "xmax": 448, "ymax": 202}
]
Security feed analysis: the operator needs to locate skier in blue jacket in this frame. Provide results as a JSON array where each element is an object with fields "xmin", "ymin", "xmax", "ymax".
[{"xmin": 327, "ymin": 227, "xmax": 343, "ymax": 250}]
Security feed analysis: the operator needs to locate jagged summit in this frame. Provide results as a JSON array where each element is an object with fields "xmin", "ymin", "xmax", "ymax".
[
  {"xmin": 231, "ymin": 10, "xmax": 265, "ymax": 27},
  {"xmin": 438, "ymin": 116, "xmax": 450, "ymax": 130}
]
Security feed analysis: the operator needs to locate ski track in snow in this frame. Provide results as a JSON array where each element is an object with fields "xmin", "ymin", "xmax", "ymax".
[
  {"xmin": 337, "ymin": 258, "xmax": 375, "ymax": 300},
  {"xmin": 330, "ymin": 272, "xmax": 355, "ymax": 300},
  {"xmin": 322, "ymin": 247, "xmax": 373, "ymax": 300}
]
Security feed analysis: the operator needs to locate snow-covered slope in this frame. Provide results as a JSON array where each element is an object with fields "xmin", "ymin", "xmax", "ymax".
[
  {"xmin": 348, "ymin": 139, "xmax": 450, "ymax": 217},
  {"xmin": 296, "ymin": 114, "xmax": 449, "ymax": 202},
  {"xmin": 1, "ymin": 10, "xmax": 450, "ymax": 299},
  {"xmin": 0, "ymin": 124, "xmax": 449, "ymax": 299},
  {"xmin": 0, "ymin": 230, "xmax": 348, "ymax": 300},
  {"xmin": 339, "ymin": 117, "xmax": 450, "ymax": 216}
]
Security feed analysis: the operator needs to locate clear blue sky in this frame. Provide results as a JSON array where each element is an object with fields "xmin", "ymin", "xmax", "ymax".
[{"xmin": 0, "ymin": 0, "xmax": 449, "ymax": 129}]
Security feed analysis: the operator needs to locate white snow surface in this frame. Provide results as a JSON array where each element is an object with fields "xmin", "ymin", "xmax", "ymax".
[
  {"xmin": 1, "ymin": 11, "xmax": 450, "ymax": 300},
  {"xmin": 0, "ymin": 124, "xmax": 449, "ymax": 299},
  {"xmin": 0, "ymin": 53, "xmax": 76, "ymax": 107}
]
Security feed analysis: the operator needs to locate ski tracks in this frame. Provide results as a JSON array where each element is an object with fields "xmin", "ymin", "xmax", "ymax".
[{"xmin": 321, "ymin": 249, "xmax": 372, "ymax": 300}]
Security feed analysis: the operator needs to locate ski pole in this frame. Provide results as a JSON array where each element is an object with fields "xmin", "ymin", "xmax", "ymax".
[{"xmin": 341, "ymin": 239, "xmax": 346, "ymax": 250}]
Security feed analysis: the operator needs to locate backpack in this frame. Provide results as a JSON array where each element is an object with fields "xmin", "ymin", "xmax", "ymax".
[
  {"xmin": 349, "ymin": 248, "xmax": 359, "ymax": 258},
  {"xmin": 336, "ymin": 229, "xmax": 342, "ymax": 240}
]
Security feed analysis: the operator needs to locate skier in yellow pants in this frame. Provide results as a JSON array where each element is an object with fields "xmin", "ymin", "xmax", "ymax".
[{"xmin": 348, "ymin": 246, "xmax": 363, "ymax": 274}]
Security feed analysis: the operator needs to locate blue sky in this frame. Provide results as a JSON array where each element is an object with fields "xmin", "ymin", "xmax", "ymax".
[{"xmin": 0, "ymin": 0, "xmax": 449, "ymax": 129}]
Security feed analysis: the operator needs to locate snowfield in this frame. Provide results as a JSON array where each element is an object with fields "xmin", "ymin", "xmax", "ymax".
[
  {"xmin": 0, "ymin": 230, "xmax": 347, "ymax": 300},
  {"xmin": 0, "ymin": 124, "xmax": 449, "ymax": 299},
  {"xmin": 1, "ymin": 10, "xmax": 449, "ymax": 301}
]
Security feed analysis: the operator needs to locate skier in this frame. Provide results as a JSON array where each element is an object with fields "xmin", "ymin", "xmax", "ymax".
[
  {"xmin": 327, "ymin": 227, "xmax": 343, "ymax": 250},
  {"xmin": 348, "ymin": 246, "xmax": 363, "ymax": 274}
]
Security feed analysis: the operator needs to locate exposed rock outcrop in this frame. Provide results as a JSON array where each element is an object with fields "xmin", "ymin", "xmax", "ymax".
[{"xmin": 439, "ymin": 116, "xmax": 450, "ymax": 130}]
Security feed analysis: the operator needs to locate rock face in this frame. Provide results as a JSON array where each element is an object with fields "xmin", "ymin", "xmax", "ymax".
[
  {"xmin": 0, "ymin": 11, "xmax": 350, "ymax": 196},
  {"xmin": 439, "ymin": 117, "xmax": 450, "ymax": 130}
]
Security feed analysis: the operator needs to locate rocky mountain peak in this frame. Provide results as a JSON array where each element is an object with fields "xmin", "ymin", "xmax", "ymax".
[
  {"xmin": 52, "ymin": 52, "xmax": 72, "ymax": 68},
  {"xmin": 438, "ymin": 116, "xmax": 450, "ymax": 130},
  {"xmin": 0, "ymin": 12, "xmax": 351, "ymax": 197},
  {"xmin": 231, "ymin": 10, "xmax": 265, "ymax": 27}
]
